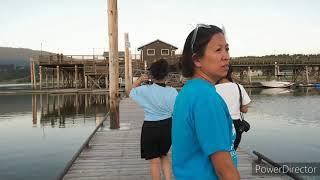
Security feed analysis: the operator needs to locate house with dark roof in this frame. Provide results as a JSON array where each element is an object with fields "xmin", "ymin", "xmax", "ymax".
[{"xmin": 137, "ymin": 39, "xmax": 178, "ymax": 67}]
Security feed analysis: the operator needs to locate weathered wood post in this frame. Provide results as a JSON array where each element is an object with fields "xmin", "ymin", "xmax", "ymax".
[
  {"xmin": 247, "ymin": 66, "xmax": 252, "ymax": 85},
  {"xmin": 32, "ymin": 61, "xmax": 37, "ymax": 89},
  {"xmin": 305, "ymin": 65, "xmax": 309, "ymax": 84},
  {"xmin": 39, "ymin": 66, "xmax": 42, "ymax": 90},
  {"xmin": 75, "ymin": 65, "xmax": 78, "ymax": 88},
  {"xmin": 129, "ymin": 50, "xmax": 133, "ymax": 87},
  {"xmin": 108, "ymin": 0, "xmax": 120, "ymax": 129},
  {"xmin": 124, "ymin": 33, "xmax": 131, "ymax": 96},
  {"xmin": 45, "ymin": 67, "xmax": 48, "ymax": 88},
  {"xmin": 56, "ymin": 66, "xmax": 60, "ymax": 89},
  {"xmin": 30, "ymin": 59, "xmax": 34, "ymax": 89}
]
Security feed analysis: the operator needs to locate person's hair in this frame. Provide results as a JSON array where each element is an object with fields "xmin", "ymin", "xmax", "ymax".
[
  {"xmin": 216, "ymin": 65, "xmax": 233, "ymax": 84},
  {"xmin": 180, "ymin": 25, "xmax": 224, "ymax": 78},
  {"xmin": 149, "ymin": 58, "xmax": 169, "ymax": 80}
]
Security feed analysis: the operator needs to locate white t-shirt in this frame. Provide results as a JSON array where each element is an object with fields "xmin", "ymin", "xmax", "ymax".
[{"xmin": 215, "ymin": 82, "xmax": 251, "ymax": 120}]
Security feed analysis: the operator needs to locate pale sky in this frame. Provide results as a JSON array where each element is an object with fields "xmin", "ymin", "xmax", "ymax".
[{"xmin": 1, "ymin": 0, "xmax": 320, "ymax": 57}]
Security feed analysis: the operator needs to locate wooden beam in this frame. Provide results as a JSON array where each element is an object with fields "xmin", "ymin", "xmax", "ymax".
[{"xmin": 108, "ymin": 0, "xmax": 120, "ymax": 129}]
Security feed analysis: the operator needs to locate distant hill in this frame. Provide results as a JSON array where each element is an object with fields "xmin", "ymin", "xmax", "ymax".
[{"xmin": 0, "ymin": 47, "xmax": 53, "ymax": 65}]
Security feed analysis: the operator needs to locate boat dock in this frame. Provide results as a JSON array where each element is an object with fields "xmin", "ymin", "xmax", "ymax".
[{"xmin": 59, "ymin": 98, "xmax": 292, "ymax": 180}]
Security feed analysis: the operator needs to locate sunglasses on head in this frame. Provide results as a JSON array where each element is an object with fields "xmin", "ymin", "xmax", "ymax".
[{"xmin": 190, "ymin": 24, "xmax": 212, "ymax": 54}]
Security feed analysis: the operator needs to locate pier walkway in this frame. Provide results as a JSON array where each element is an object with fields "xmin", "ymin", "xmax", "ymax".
[{"xmin": 62, "ymin": 98, "xmax": 290, "ymax": 180}]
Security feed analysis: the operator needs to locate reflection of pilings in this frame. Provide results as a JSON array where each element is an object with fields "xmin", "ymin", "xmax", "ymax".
[
  {"xmin": 75, "ymin": 94, "xmax": 79, "ymax": 114},
  {"xmin": 46, "ymin": 94, "xmax": 49, "ymax": 115},
  {"xmin": 57, "ymin": 95, "xmax": 61, "ymax": 116},
  {"xmin": 40, "ymin": 94, "xmax": 43, "ymax": 125},
  {"xmin": 32, "ymin": 94, "xmax": 37, "ymax": 124}
]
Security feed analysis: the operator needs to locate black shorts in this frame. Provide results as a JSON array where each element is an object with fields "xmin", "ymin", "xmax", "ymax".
[{"xmin": 140, "ymin": 117, "xmax": 172, "ymax": 160}]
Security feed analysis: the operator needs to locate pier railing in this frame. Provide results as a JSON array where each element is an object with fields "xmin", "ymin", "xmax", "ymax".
[{"xmin": 253, "ymin": 150, "xmax": 304, "ymax": 180}]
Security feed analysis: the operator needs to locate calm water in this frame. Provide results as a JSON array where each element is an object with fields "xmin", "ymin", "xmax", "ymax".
[
  {"xmin": 241, "ymin": 87, "xmax": 320, "ymax": 179},
  {"xmin": 0, "ymin": 93, "xmax": 109, "ymax": 180},
  {"xmin": 0, "ymin": 86, "xmax": 319, "ymax": 180}
]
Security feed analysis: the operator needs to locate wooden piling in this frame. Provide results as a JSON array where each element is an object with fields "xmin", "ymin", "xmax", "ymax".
[
  {"xmin": 75, "ymin": 65, "xmax": 78, "ymax": 88},
  {"xmin": 32, "ymin": 61, "xmax": 37, "ymax": 89},
  {"xmin": 124, "ymin": 33, "xmax": 130, "ymax": 96},
  {"xmin": 30, "ymin": 60, "xmax": 34, "ymax": 89},
  {"xmin": 129, "ymin": 50, "xmax": 133, "ymax": 86},
  {"xmin": 57, "ymin": 66, "xmax": 60, "ymax": 89},
  {"xmin": 85, "ymin": 76, "xmax": 88, "ymax": 89},
  {"xmin": 247, "ymin": 66, "xmax": 252, "ymax": 84},
  {"xmin": 45, "ymin": 67, "xmax": 48, "ymax": 88},
  {"xmin": 108, "ymin": 0, "xmax": 120, "ymax": 129},
  {"xmin": 52, "ymin": 68, "xmax": 55, "ymax": 88},
  {"xmin": 305, "ymin": 65, "xmax": 309, "ymax": 84},
  {"xmin": 39, "ymin": 66, "xmax": 42, "ymax": 90}
]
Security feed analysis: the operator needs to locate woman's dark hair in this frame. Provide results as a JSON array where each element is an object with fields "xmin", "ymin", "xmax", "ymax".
[
  {"xmin": 180, "ymin": 25, "xmax": 224, "ymax": 78},
  {"xmin": 149, "ymin": 58, "xmax": 169, "ymax": 80}
]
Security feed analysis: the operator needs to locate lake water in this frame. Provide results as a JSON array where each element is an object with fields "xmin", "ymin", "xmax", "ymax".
[
  {"xmin": 0, "ymin": 93, "xmax": 109, "ymax": 180},
  {"xmin": 0, "ymin": 86, "xmax": 319, "ymax": 179},
  {"xmin": 241, "ymin": 87, "xmax": 320, "ymax": 179}
]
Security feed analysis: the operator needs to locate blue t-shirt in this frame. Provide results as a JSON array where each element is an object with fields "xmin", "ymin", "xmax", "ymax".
[
  {"xmin": 129, "ymin": 83, "xmax": 178, "ymax": 121},
  {"xmin": 172, "ymin": 78, "xmax": 237, "ymax": 180}
]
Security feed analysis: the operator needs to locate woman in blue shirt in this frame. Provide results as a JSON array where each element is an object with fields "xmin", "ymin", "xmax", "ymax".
[
  {"xmin": 130, "ymin": 59, "xmax": 178, "ymax": 180},
  {"xmin": 172, "ymin": 25, "xmax": 240, "ymax": 180}
]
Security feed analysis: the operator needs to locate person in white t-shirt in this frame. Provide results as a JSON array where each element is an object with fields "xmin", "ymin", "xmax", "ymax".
[{"xmin": 215, "ymin": 66, "xmax": 251, "ymax": 150}]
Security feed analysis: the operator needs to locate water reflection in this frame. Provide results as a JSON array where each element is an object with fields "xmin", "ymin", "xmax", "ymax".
[
  {"xmin": 31, "ymin": 94, "xmax": 109, "ymax": 128},
  {"xmin": 0, "ymin": 93, "xmax": 111, "ymax": 180}
]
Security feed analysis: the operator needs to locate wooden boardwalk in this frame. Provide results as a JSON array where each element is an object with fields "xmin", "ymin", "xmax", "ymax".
[{"xmin": 63, "ymin": 98, "xmax": 290, "ymax": 180}]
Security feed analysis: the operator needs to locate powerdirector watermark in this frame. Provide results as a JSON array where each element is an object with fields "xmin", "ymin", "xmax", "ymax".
[{"xmin": 252, "ymin": 162, "xmax": 320, "ymax": 176}]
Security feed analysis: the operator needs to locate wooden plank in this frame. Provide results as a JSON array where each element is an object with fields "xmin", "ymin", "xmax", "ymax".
[{"xmin": 63, "ymin": 98, "xmax": 291, "ymax": 180}]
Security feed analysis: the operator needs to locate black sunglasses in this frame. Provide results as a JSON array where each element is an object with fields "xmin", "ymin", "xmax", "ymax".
[{"xmin": 190, "ymin": 24, "xmax": 212, "ymax": 54}]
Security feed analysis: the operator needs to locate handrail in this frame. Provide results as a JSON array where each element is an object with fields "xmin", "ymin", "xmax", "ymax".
[
  {"xmin": 253, "ymin": 150, "xmax": 303, "ymax": 180},
  {"xmin": 56, "ymin": 111, "xmax": 110, "ymax": 180}
]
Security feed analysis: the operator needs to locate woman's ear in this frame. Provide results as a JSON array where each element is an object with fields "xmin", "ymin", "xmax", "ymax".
[{"xmin": 192, "ymin": 54, "xmax": 202, "ymax": 68}]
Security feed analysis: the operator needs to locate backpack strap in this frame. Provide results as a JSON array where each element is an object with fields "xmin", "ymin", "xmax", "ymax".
[{"xmin": 235, "ymin": 83, "xmax": 244, "ymax": 121}]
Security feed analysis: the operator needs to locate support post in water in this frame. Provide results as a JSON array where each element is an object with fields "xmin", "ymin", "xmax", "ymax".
[{"xmin": 108, "ymin": 0, "xmax": 120, "ymax": 129}]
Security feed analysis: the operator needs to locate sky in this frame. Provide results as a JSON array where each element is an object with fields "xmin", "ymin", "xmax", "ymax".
[{"xmin": 1, "ymin": 0, "xmax": 320, "ymax": 57}]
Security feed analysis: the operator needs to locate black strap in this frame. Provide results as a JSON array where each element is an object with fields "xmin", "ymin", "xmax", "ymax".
[{"xmin": 235, "ymin": 83, "xmax": 244, "ymax": 121}]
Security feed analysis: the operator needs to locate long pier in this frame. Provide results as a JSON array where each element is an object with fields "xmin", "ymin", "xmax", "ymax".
[
  {"xmin": 30, "ymin": 54, "xmax": 319, "ymax": 89},
  {"xmin": 59, "ymin": 98, "xmax": 291, "ymax": 180}
]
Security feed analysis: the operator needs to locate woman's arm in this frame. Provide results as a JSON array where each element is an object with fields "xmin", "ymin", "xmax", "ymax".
[
  {"xmin": 211, "ymin": 152, "xmax": 240, "ymax": 180},
  {"xmin": 241, "ymin": 104, "xmax": 249, "ymax": 113},
  {"xmin": 128, "ymin": 74, "xmax": 149, "ymax": 93}
]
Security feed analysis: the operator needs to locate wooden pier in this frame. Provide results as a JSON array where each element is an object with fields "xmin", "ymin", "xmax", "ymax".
[{"xmin": 60, "ymin": 98, "xmax": 291, "ymax": 180}]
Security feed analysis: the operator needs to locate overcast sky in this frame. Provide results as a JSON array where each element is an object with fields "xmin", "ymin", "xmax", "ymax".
[{"xmin": 1, "ymin": 0, "xmax": 320, "ymax": 57}]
